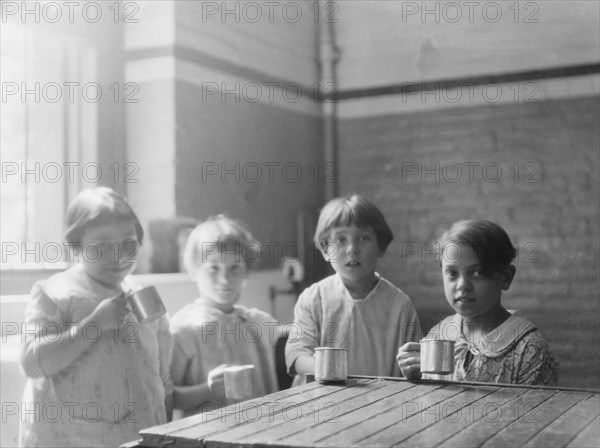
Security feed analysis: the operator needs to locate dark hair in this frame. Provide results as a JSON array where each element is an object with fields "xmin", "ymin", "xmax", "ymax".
[
  {"xmin": 438, "ymin": 219, "xmax": 516, "ymax": 274},
  {"xmin": 184, "ymin": 214, "xmax": 259, "ymax": 274},
  {"xmin": 314, "ymin": 194, "xmax": 394, "ymax": 252},
  {"xmin": 64, "ymin": 187, "xmax": 144, "ymax": 246}
]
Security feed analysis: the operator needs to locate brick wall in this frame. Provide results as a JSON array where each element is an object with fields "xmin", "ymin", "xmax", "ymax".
[
  {"xmin": 124, "ymin": 1, "xmax": 325, "ymax": 271},
  {"xmin": 338, "ymin": 95, "xmax": 600, "ymax": 388},
  {"xmin": 175, "ymin": 80, "xmax": 325, "ymax": 269}
]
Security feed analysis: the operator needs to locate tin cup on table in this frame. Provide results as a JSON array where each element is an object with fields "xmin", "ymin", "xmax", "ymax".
[
  {"xmin": 223, "ymin": 365, "xmax": 255, "ymax": 402},
  {"xmin": 127, "ymin": 286, "xmax": 167, "ymax": 323},
  {"xmin": 420, "ymin": 339, "xmax": 455, "ymax": 374},
  {"xmin": 314, "ymin": 347, "xmax": 348, "ymax": 383}
]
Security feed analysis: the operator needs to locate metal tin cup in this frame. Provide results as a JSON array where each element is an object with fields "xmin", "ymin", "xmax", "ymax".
[
  {"xmin": 314, "ymin": 347, "xmax": 348, "ymax": 383},
  {"xmin": 127, "ymin": 286, "xmax": 167, "ymax": 323},
  {"xmin": 223, "ymin": 365, "xmax": 255, "ymax": 402},
  {"xmin": 420, "ymin": 339, "xmax": 455, "ymax": 374}
]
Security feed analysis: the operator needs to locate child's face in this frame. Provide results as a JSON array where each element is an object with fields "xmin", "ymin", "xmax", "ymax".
[
  {"xmin": 441, "ymin": 244, "xmax": 513, "ymax": 320},
  {"xmin": 194, "ymin": 250, "xmax": 248, "ymax": 312},
  {"xmin": 322, "ymin": 225, "xmax": 382, "ymax": 288},
  {"xmin": 78, "ymin": 220, "xmax": 139, "ymax": 290}
]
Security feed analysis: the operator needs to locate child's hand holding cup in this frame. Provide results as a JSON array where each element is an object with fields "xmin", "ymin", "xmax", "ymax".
[
  {"xmin": 398, "ymin": 340, "xmax": 455, "ymax": 380},
  {"xmin": 222, "ymin": 365, "xmax": 255, "ymax": 403},
  {"xmin": 207, "ymin": 364, "xmax": 227, "ymax": 402},
  {"xmin": 397, "ymin": 342, "xmax": 422, "ymax": 379}
]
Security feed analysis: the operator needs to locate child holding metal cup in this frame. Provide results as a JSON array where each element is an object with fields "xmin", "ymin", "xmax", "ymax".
[
  {"xmin": 169, "ymin": 215, "xmax": 279, "ymax": 417},
  {"xmin": 19, "ymin": 187, "xmax": 173, "ymax": 448},
  {"xmin": 397, "ymin": 219, "xmax": 559, "ymax": 385},
  {"xmin": 285, "ymin": 194, "xmax": 423, "ymax": 380}
]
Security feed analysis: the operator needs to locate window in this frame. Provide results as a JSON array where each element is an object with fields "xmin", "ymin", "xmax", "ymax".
[{"xmin": 1, "ymin": 22, "xmax": 98, "ymax": 269}]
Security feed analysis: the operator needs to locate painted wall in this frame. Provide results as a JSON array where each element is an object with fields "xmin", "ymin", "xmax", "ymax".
[{"xmin": 335, "ymin": 1, "xmax": 600, "ymax": 88}]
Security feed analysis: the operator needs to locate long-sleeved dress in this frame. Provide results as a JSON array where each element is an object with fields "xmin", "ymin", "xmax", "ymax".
[
  {"xmin": 285, "ymin": 273, "xmax": 423, "ymax": 378},
  {"xmin": 19, "ymin": 264, "xmax": 173, "ymax": 448},
  {"xmin": 170, "ymin": 300, "xmax": 279, "ymax": 417}
]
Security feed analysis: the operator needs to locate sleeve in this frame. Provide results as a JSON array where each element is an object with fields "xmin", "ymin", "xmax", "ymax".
[
  {"xmin": 248, "ymin": 308, "xmax": 280, "ymax": 346},
  {"xmin": 389, "ymin": 295, "xmax": 423, "ymax": 378},
  {"xmin": 19, "ymin": 283, "xmax": 65, "ymax": 378},
  {"xmin": 402, "ymin": 301, "xmax": 424, "ymax": 344},
  {"xmin": 169, "ymin": 326, "xmax": 192, "ymax": 387},
  {"xmin": 156, "ymin": 315, "xmax": 174, "ymax": 395},
  {"xmin": 284, "ymin": 286, "xmax": 320, "ymax": 375},
  {"xmin": 516, "ymin": 335, "xmax": 559, "ymax": 386}
]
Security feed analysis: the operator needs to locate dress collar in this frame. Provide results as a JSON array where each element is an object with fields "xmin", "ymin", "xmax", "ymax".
[
  {"xmin": 454, "ymin": 314, "xmax": 537, "ymax": 357},
  {"xmin": 335, "ymin": 272, "xmax": 382, "ymax": 302},
  {"xmin": 193, "ymin": 299, "xmax": 251, "ymax": 321}
]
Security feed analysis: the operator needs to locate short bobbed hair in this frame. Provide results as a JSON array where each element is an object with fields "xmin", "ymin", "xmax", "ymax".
[
  {"xmin": 183, "ymin": 215, "xmax": 259, "ymax": 275},
  {"xmin": 314, "ymin": 194, "xmax": 394, "ymax": 252},
  {"xmin": 437, "ymin": 219, "xmax": 516, "ymax": 275},
  {"xmin": 64, "ymin": 187, "xmax": 144, "ymax": 246}
]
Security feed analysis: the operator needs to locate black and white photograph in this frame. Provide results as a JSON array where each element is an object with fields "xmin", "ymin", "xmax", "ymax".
[{"xmin": 1, "ymin": 1, "xmax": 599, "ymax": 447}]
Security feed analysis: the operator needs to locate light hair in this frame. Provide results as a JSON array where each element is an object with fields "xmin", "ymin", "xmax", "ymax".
[{"xmin": 183, "ymin": 215, "xmax": 259, "ymax": 274}]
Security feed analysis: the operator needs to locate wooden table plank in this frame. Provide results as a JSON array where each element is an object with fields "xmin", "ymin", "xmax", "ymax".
[
  {"xmin": 204, "ymin": 379, "xmax": 393, "ymax": 445},
  {"xmin": 566, "ymin": 415, "xmax": 600, "ymax": 448},
  {"xmin": 524, "ymin": 394, "xmax": 600, "ymax": 448},
  {"xmin": 358, "ymin": 384, "xmax": 500, "ymax": 447},
  {"xmin": 439, "ymin": 388, "xmax": 558, "ymax": 447},
  {"xmin": 399, "ymin": 386, "xmax": 512, "ymax": 447},
  {"xmin": 286, "ymin": 381, "xmax": 448, "ymax": 446},
  {"xmin": 350, "ymin": 386, "xmax": 500, "ymax": 446},
  {"xmin": 313, "ymin": 383, "xmax": 463, "ymax": 446},
  {"xmin": 139, "ymin": 381, "xmax": 325, "ymax": 447},
  {"xmin": 219, "ymin": 379, "xmax": 418, "ymax": 445},
  {"xmin": 170, "ymin": 380, "xmax": 381, "ymax": 448},
  {"xmin": 482, "ymin": 390, "xmax": 591, "ymax": 448},
  {"xmin": 142, "ymin": 380, "xmax": 333, "ymax": 448},
  {"xmin": 272, "ymin": 380, "xmax": 417, "ymax": 446}
]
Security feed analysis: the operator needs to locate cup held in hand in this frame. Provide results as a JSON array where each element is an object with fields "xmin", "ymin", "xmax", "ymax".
[
  {"xmin": 127, "ymin": 286, "xmax": 166, "ymax": 323},
  {"xmin": 314, "ymin": 347, "xmax": 348, "ymax": 383},
  {"xmin": 420, "ymin": 339, "xmax": 455, "ymax": 374},
  {"xmin": 223, "ymin": 365, "xmax": 255, "ymax": 402}
]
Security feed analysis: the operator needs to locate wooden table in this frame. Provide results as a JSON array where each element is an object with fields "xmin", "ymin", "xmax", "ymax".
[{"xmin": 134, "ymin": 376, "xmax": 599, "ymax": 448}]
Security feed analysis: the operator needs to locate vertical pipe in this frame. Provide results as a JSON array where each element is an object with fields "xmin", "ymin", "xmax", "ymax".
[
  {"xmin": 318, "ymin": 0, "xmax": 339, "ymax": 201},
  {"xmin": 62, "ymin": 41, "xmax": 70, "ymax": 218},
  {"xmin": 24, "ymin": 28, "xmax": 34, "ymax": 244}
]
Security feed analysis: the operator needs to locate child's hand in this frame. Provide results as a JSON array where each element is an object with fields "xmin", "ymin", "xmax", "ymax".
[
  {"xmin": 207, "ymin": 364, "xmax": 227, "ymax": 401},
  {"xmin": 89, "ymin": 293, "xmax": 129, "ymax": 332},
  {"xmin": 397, "ymin": 342, "xmax": 422, "ymax": 380}
]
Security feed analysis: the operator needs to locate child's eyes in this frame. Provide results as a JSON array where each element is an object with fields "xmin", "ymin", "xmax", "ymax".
[
  {"xmin": 472, "ymin": 270, "xmax": 484, "ymax": 277},
  {"xmin": 359, "ymin": 234, "xmax": 371, "ymax": 241},
  {"xmin": 444, "ymin": 270, "xmax": 457, "ymax": 279}
]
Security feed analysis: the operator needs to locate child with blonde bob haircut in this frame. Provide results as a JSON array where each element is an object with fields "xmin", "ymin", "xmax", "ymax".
[
  {"xmin": 285, "ymin": 194, "xmax": 423, "ymax": 378},
  {"xmin": 397, "ymin": 219, "xmax": 559, "ymax": 385},
  {"xmin": 19, "ymin": 187, "xmax": 173, "ymax": 448},
  {"xmin": 170, "ymin": 215, "xmax": 279, "ymax": 417}
]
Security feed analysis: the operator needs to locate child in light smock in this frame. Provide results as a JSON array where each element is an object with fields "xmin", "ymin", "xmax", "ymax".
[
  {"xmin": 169, "ymin": 215, "xmax": 279, "ymax": 417},
  {"xmin": 285, "ymin": 194, "xmax": 423, "ymax": 379},
  {"xmin": 397, "ymin": 219, "xmax": 559, "ymax": 385},
  {"xmin": 19, "ymin": 187, "xmax": 173, "ymax": 448}
]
